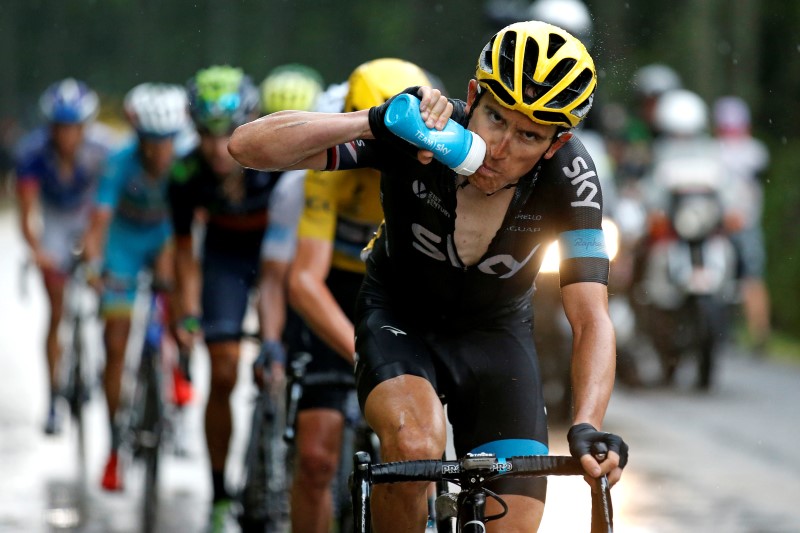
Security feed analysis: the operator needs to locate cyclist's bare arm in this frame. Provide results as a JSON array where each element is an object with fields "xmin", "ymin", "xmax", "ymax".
[
  {"xmin": 227, "ymin": 86, "xmax": 452, "ymax": 171},
  {"xmin": 561, "ymin": 282, "xmax": 621, "ymax": 481},
  {"xmin": 83, "ymin": 206, "xmax": 112, "ymax": 263},
  {"xmin": 15, "ymin": 181, "xmax": 45, "ymax": 262},
  {"xmin": 228, "ymin": 110, "xmax": 373, "ymax": 171},
  {"xmin": 173, "ymin": 235, "xmax": 201, "ymax": 324},
  {"xmin": 288, "ymin": 238, "xmax": 355, "ymax": 364},
  {"xmin": 258, "ymin": 258, "xmax": 289, "ymax": 345}
]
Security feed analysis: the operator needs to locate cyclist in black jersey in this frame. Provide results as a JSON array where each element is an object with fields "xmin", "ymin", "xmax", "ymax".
[
  {"xmin": 230, "ymin": 21, "xmax": 628, "ymax": 533},
  {"xmin": 169, "ymin": 65, "xmax": 284, "ymax": 533},
  {"xmin": 283, "ymin": 59, "xmax": 433, "ymax": 533}
]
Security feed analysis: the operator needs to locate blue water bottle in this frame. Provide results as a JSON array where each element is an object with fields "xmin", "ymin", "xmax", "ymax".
[{"xmin": 384, "ymin": 93, "xmax": 486, "ymax": 176}]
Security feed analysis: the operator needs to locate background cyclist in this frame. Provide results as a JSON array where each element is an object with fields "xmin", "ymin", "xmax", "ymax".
[
  {"xmin": 283, "ymin": 58, "xmax": 433, "ymax": 533},
  {"xmin": 229, "ymin": 20, "xmax": 628, "ymax": 532},
  {"xmin": 82, "ymin": 82, "xmax": 190, "ymax": 491},
  {"xmin": 255, "ymin": 63, "xmax": 325, "ymax": 392},
  {"xmin": 14, "ymin": 78, "xmax": 111, "ymax": 435},
  {"xmin": 168, "ymin": 65, "xmax": 286, "ymax": 533}
]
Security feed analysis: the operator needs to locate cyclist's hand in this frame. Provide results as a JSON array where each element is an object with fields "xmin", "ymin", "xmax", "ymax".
[
  {"xmin": 175, "ymin": 315, "xmax": 201, "ymax": 352},
  {"xmin": 368, "ymin": 86, "xmax": 450, "ymax": 165},
  {"xmin": 253, "ymin": 340, "xmax": 287, "ymax": 394},
  {"xmin": 417, "ymin": 86, "xmax": 453, "ymax": 130},
  {"xmin": 568, "ymin": 423, "xmax": 629, "ymax": 488},
  {"xmin": 32, "ymin": 248, "xmax": 57, "ymax": 272}
]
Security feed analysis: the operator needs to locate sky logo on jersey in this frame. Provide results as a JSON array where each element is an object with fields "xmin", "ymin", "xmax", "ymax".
[
  {"xmin": 477, "ymin": 244, "xmax": 540, "ymax": 279},
  {"xmin": 562, "ymin": 156, "xmax": 601, "ymax": 210},
  {"xmin": 381, "ymin": 325, "xmax": 407, "ymax": 336}
]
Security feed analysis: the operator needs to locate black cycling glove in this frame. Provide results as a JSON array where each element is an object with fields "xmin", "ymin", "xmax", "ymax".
[
  {"xmin": 254, "ymin": 340, "xmax": 287, "ymax": 369},
  {"xmin": 367, "ymin": 86, "xmax": 425, "ymax": 157},
  {"xmin": 568, "ymin": 423, "xmax": 629, "ymax": 469}
]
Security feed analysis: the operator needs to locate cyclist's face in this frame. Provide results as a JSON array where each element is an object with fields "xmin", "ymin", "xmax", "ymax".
[
  {"xmin": 465, "ymin": 80, "xmax": 563, "ymax": 194},
  {"xmin": 140, "ymin": 137, "xmax": 175, "ymax": 178},
  {"xmin": 199, "ymin": 133, "xmax": 237, "ymax": 176},
  {"xmin": 50, "ymin": 123, "xmax": 84, "ymax": 159}
]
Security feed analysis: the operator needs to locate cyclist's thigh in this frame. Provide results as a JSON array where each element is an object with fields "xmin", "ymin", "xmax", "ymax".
[
  {"xmin": 200, "ymin": 247, "xmax": 259, "ymax": 343},
  {"xmin": 442, "ymin": 317, "xmax": 549, "ymax": 500},
  {"xmin": 354, "ymin": 306, "xmax": 439, "ymax": 413},
  {"xmin": 40, "ymin": 204, "xmax": 90, "ymax": 273}
]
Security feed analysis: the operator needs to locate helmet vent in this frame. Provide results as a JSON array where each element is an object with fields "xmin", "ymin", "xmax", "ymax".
[
  {"xmin": 533, "ymin": 110, "xmax": 569, "ymax": 124},
  {"xmin": 498, "ymin": 31, "xmax": 518, "ymax": 91},
  {"xmin": 479, "ymin": 36, "xmax": 496, "ymax": 75},
  {"xmin": 546, "ymin": 33, "xmax": 567, "ymax": 58},
  {"xmin": 481, "ymin": 80, "xmax": 518, "ymax": 108}
]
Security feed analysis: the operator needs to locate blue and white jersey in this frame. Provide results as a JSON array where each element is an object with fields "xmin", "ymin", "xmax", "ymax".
[
  {"xmin": 96, "ymin": 140, "xmax": 171, "ymax": 229},
  {"xmin": 14, "ymin": 125, "xmax": 111, "ymax": 212}
]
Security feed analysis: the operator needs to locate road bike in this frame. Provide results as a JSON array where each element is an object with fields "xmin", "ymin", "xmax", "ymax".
[
  {"xmin": 58, "ymin": 252, "xmax": 97, "ymax": 466},
  {"xmin": 237, "ymin": 335, "xmax": 292, "ymax": 533},
  {"xmin": 282, "ymin": 354, "xmax": 374, "ymax": 533},
  {"xmin": 118, "ymin": 278, "xmax": 189, "ymax": 533},
  {"xmin": 237, "ymin": 348, "xmax": 374, "ymax": 533},
  {"xmin": 351, "ymin": 449, "xmax": 614, "ymax": 532}
]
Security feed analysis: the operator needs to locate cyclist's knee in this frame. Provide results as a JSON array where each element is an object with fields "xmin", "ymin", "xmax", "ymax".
[
  {"xmin": 104, "ymin": 318, "xmax": 131, "ymax": 359},
  {"xmin": 295, "ymin": 442, "xmax": 339, "ymax": 488},
  {"xmin": 380, "ymin": 425, "xmax": 445, "ymax": 462},
  {"xmin": 365, "ymin": 377, "xmax": 446, "ymax": 461},
  {"xmin": 208, "ymin": 342, "xmax": 240, "ymax": 395}
]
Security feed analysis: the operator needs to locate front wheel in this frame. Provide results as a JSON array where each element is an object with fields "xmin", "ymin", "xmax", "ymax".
[
  {"xmin": 137, "ymin": 351, "xmax": 163, "ymax": 533},
  {"xmin": 695, "ymin": 295, "xmax": 728, "ymax": 390},
  {"xmin": 239, "ymin": 394, "xmax": 290, "ymax": 533}
]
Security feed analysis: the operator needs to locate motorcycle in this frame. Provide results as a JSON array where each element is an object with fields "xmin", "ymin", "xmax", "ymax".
[{"xmin": 635, "ymin": 141, "xmax": 738, "ymax": 390}]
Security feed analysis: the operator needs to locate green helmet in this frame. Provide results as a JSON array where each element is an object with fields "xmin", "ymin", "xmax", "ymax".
[
  {"xmin": 186, "ymin": 65, "xmax": 259, "ymax": 135},
  {"xmin": 260, "ymin": 64, "xmax": 324, "ymax": 115}
]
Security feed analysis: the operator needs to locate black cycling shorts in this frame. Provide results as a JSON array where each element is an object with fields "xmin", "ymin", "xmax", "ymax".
[
  {"xmin": 201, "ymin": 246, "xmax": 259, "ymax": 343},
  {"xmin": 284, "ymin": 268, "xmax": 360, "ymax": 414},
  {"xmin": 354, "ymin": 277, "xmax": 550, "ymax": 500}
]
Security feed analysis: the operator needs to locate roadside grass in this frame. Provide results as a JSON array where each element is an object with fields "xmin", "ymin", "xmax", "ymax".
[{"xmin": 766, "ymin": 331, "xmax": 800, "ymax": 365}]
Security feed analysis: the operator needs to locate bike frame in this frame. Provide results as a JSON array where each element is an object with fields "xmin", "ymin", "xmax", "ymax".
[
  {"xmin": 59, "ymin": 257, "xmax": 96, "ymax": 467},
  {"xmin": 351, "ymin": 452, "xmax": 613, "ymax": 533},
  {"xmin": 119, "ymin": 283, "xmax": 169, "ymax": 533}
]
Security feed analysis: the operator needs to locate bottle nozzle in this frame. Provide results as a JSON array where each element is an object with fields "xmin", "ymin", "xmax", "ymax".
[{"xmin": 452, "ymin": 132, "xmax": 486, "ymax": 176}]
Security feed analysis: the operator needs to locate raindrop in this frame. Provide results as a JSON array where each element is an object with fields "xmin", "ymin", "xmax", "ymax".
[{"xmin": 782, "ymin": 137, "xmax": 788, "ymax": 145}]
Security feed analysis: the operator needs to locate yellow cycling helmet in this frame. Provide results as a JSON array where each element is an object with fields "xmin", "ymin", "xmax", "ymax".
[
  {"xmin": 475, "ymin": 20, "xmax": 596, "ymax": 128},
  {"xmin": 260, "ymin": 64, "xmax": 324, "ymax": 115},
  {"xmin": 344, "ymin": 58, "xmax": 431, "ymax": 112}
]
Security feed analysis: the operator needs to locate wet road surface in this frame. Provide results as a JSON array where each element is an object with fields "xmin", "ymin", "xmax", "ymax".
[{"xmin": 2, "ymin": 208, "xmax": 799, "ymax": 532}]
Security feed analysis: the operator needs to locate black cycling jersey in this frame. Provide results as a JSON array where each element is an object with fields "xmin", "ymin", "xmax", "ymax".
[
  {"xmin": 168, "ymin": 148, "xmax": 282, "ymax": 254},
  {"xmin": 330, "ymin": 101, "xmax": 609, "ymax": 328}
]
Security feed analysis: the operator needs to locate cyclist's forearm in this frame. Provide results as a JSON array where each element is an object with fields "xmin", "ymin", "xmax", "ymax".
[
  {"xmin": 228, "ymin": 109, "xmax": 373, "ymax": 171},
  {"xmin": 289, "ymin": 275, "xmax": 355, "ymax": 363},
  {"xmin": 16, "ymin": 186, "xmax": 41, "ymax": 252},
  {"xmin": 569, "ymin": 319, "xmax": 615, "ymax": 429},
  {"xmin": 258, "ymin": 259, "xmax": 289, "ymax": 342},
  {"xmin": 174, "ymin": 245, "xmax": 201, "ymax": 317},
  {"xmin": 82, "ymin": 207, "xmax": 112, "ymax": 262}
]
